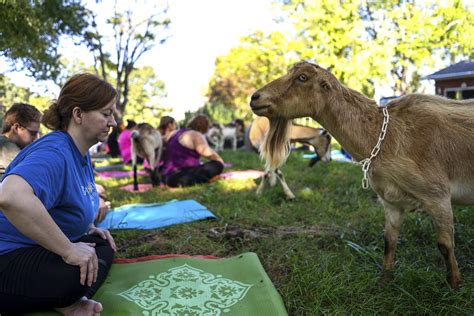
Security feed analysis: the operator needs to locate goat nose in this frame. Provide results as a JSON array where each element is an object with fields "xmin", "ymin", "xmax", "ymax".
[{"xmin": 251, "ymin": 93, "xmax": 260, "ymax": 101}]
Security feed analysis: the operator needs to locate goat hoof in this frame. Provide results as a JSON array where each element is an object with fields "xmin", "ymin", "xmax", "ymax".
[
  {"xmin": 286, "ymin": 194, "xmax": 296, "ymax": 201},
  {"xmin": 448, "ymin": 276, "xmax": 461, "ymax": 290},
  {"xmin": 379, "ymin": 270, "xmax": 394, "ymax": 287}
]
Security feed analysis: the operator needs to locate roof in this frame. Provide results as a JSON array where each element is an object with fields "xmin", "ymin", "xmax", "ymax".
[{"xmin": 424, "ymin": 60, "xmax": 474, "ymax": 80}]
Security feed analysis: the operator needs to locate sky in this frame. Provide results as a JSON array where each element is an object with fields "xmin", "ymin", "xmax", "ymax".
[{"xmin": 1, "ymin": 0, "xmax": 279, "ymax": 120}]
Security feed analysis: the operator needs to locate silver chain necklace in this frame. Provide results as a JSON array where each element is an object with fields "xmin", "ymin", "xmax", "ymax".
[{"xmin": 358, "ymin": 106, "xmax": 390, "ymax": 189}]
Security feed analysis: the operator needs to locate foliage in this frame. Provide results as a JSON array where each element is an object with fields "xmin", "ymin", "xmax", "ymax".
[
  {"xmin": 206, "ymin": 0, "xmax": 474, "ymax": 119},
  {"xmin": 83, "ymin": 1, "xmax": 171, "ymax": 116},
  {"xmin": 55, "ymin": 57, "xmax": 169, "ymax": 126},
  {"xmin": 98, "ymin": 149, "xmax": 474, "ymax": 315},
  {"xmin": 122, "ymin": 66, "xmax": 170, "ymax": 127},
  {"xmin": 281, "ymin": 0, "xmax": 474, "ymax": 95},
  {"xmin": 0, "ymin": 74, "xmax": 32, "ymax": 106},
  {"xmin": 0, "ymin": 0, "xmax": 90, "ymax": 81},
  {"xmin": 201, "ymin": 102, "xmax": 235, "ymax": 125},
  {"xmin": 206, "ymin": 31, "xmax": 299, "ymax": 121}
]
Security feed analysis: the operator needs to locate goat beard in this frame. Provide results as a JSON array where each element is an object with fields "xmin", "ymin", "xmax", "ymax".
[{"xmin": 260, "ymin": 117, "xmax": 291, "ymax": 171}]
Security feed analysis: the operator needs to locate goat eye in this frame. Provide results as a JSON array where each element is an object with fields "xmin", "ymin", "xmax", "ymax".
[{"xmin": 297, "ymin": 74, "xmax": 308, "ymax": 82}]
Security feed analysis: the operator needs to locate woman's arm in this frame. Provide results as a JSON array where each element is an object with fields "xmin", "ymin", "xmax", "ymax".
[
  {"xmin": 0, "ymin": 175, "xmax": 99, "ymax": 286},
  {"xmin": 192, "ymin": 132, "xmax": 224, "ymax": 164}
]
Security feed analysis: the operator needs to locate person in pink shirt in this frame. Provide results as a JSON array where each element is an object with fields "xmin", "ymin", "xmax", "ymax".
[{"xmin": 117, "ymin": 120, "xmax": 136, "ymax": 164}]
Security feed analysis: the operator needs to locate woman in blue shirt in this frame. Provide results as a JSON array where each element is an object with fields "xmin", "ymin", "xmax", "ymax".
[{"xmin": 0, "ymin": 73, "xmax": 117, "ymax": 315}]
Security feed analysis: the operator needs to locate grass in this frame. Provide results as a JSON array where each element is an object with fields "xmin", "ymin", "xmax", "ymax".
[{"xmin": 97, "ymin": 150, "xmax": 474, "ymax": 315}]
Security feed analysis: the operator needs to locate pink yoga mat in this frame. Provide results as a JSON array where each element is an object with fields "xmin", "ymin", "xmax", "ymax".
[
  {"xmin": 96, "ymin": 170, "xmax": 147, "ymax": 179},
  {"xmin": 120, "ymin": 183, "xmax": 154, "ymax": 192},
  {"xmin": 219, "ymin": 170, "xmax": 264, "ymax": 180}
]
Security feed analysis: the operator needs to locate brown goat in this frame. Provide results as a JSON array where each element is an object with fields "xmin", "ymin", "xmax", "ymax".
[
  {"xmin": 249, "ymin": 61, "xmax": 474, "ymax": 288},
  {"xmin": 247, "ymin": 116, "xmax": 332, "ymax": 199},
  {"xmin": 131, "ymin": 123, "xmax": 163, "ymax": 190}
]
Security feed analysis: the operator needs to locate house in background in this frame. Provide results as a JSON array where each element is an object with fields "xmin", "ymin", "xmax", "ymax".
[{"xmin": 424, "ymin": 60, "xmax": 474, "ymax": 100}]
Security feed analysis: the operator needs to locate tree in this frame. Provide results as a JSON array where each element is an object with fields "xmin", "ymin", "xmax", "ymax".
[
  {"xmin": 0, "ymin": 75, "xmax": 33, "ymax": 107},
  {"xmin": 83, "ymin": 1, "xmax": 171, "ymax": 116},
  {"xmin": 57, "ymin": 57, "xmax": 169, "ymax": 126},
  {"xmin": 280, "ymin": 0, "xmax": 390, "ymax": 96},
  {"xmin": 281, "ymin": 0, "xmax": 474, "ymax": 95},
  {"xmin": 123, "ymin": 66, "xmax": 170, "ymax": 127},
  {"xmin": 206, "ymin": 31, "xmax": 298, "ymax": 121},
  {"xmin": 0, "ymin": 0, "xmax": 90, "ymax": 81}
]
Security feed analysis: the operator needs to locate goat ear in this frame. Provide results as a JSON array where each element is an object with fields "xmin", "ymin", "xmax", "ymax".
[{"xmin": 319, "ymin": 79, "xmax": 331, "ymax": 91}]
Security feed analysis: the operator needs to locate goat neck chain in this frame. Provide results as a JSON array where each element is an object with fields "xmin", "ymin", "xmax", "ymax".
[{"xmin": 358, "ymin": 106, "xmax": 389, "ymax": 189}]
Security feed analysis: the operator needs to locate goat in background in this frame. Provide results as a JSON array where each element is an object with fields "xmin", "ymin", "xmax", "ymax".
[
  {"xmin": 206, "ymin": 119, "xmax": 245, "ymax": 151},
  {"xmin": 250, "ymin": 60, "xmax": 474, "ymax": 288},
  {"xmin": 131, "ymin": 123, "xmax": 163, "ymax": 190},
  {"xmin": 246, "ymin": 116, "xmax": 332, "ymax": 199}
]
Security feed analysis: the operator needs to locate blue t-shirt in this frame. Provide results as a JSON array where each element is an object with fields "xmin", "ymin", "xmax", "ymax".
[{"xmin": 0, "ymin": 131, "xmax": 98, "ymax": 255}]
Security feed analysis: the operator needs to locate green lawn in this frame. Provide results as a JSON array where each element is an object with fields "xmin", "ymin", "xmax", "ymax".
[{"xmin": 98, "ymin": 149, "xmax": 474, "ymax": 315}]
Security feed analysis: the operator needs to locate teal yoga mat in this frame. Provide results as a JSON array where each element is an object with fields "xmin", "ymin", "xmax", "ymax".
[{"xmin": 96, "ymin": 199, "xmax": 217, "ymax": 230}]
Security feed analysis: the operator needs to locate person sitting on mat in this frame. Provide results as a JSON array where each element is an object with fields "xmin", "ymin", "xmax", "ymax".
[
  {"xmin": 0, "ymin": 102, "xmax": 42, "ymax": 176},
  {"xmin": 117, "ymin": 119, "xmax": 137, "ymax": 164},
  {"xmin": 160, "ymin": 114, "xmax": 224, "ymax": 187},
  {"xmin": 158, "ymin": 115, "xmax": 178, "ymax": 139},
  {"xmin": 0, "ymin": 73, "xmax": 117, "ymax": 315}
]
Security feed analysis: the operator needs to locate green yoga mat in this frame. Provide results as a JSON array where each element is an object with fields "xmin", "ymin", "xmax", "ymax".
[{"xmin": 27, "ymin": 252, "xmax": 287, "ymax": 315}]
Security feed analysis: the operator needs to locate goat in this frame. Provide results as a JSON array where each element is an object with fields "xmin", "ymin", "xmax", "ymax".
[
  {"xmin": 206, "ymin": 123, "xmax": 224, "ymax": 151},
  {"xmin": 206, "ymin": 120, "xmax": 245, "ymax": 151},
  {"xmin": 131, "ymin": 123, "xmax": 163, "ymax": 191},
  {"xmin": 246, "ymin": 116, "xmax": 332, "ymax": 199},
  {"xmin": 249, "ymin": 61, "xmax": 474, "ymax": 288}
]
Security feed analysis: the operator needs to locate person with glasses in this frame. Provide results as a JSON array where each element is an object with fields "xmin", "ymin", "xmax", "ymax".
[
  {"xmin": 0, "ymin": 74, "xmax": 117, "ymax": 315},
  {"xmin": 0, "ymin": 102, "xmax": 41, "ymax": 175}
]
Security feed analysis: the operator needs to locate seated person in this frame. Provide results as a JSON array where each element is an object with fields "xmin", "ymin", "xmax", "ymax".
[
  {"xmin": 158, "ymin": 115, "xmax": 178, "ymax": 138},
  {"xmin": 161, "ymin": 114, "xmax": 224, "ymax": 187},
  {"xmin": 0, "ymin": 102, "xmax": 41, "ymax": 175},
  {"xmin": 117, "ymin": 119, "xmax": 137, "ymax": 164},
  {"xmin": 0, "ymin": 73, "xmax": 116, "ymax": 314}
]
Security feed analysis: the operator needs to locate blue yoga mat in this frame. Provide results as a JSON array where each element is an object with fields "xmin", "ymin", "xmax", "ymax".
[
  {"xmin": 97, "ymin": 199, "xmax": 218, "ymax": 230},
  {"xmin": 302, "ymin": 150, "xmax": 352, "ymax": 163}
]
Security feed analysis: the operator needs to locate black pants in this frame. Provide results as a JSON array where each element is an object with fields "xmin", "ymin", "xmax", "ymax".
[
  {"xmin": 165, "ymin": 161, "xmax": 224, "ymax": 188},
  {"xmin": 0, "ymin": 235, "xmax": 114, "ymax": 314}
]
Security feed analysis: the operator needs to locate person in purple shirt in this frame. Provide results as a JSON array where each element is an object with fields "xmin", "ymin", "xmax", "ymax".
[
  {"xmin": 161, "ymin": 114, "xmax": 224, "ymax": 187},
  {"xmin": 0, "ymin": 73, "xmax": 117, "ymax": 315}
]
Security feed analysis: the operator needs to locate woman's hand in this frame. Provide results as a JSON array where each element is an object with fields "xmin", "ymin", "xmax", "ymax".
[
  {"xmin": 96, "ymin": 197, "xmax": 111, "ymax": 222},
  {"xmin": 62, "ymin": 242, "xmax": 98, "ymax": 286},
  {"xmin": 87, "ymin": 226, "xmax": 117, "ymax": 252}
]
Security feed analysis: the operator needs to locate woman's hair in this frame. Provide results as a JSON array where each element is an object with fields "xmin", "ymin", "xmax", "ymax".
[
  {"xmin": 186, "ymin": 114, "xmax": 209, "ymax": 134},
  {"xmin": 158, "ymin": 115, "xmax": 176, "ymax": 135},
  {"xmin": 42, "ymin": 73, "xmax": 118, "ymax": 131}
]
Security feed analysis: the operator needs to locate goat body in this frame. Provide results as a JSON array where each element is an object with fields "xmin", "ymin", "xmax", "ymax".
[
  {"xmin": 207, "ymin": 121, "xmax": 245, "ymax": 151},
  {"xmin": 250, "ymin": 61, "xmax": 474, "ymax": 288},
  {"xmin": 131, "ymin": 123, "xmax": 163, "ymax": 190}
]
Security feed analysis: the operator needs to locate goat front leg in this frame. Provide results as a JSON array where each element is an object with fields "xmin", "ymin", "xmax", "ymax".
[
  {"xmin": 380, "ymin": 199, "xmax": 405, "ymax": 281},
  {"xmin": 425, "ymin": 198, "xmax": 461, "ymax": 289},
  {"xmin": 275, "ymin": 169, "xmax": 295, "ymax": 200}
]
